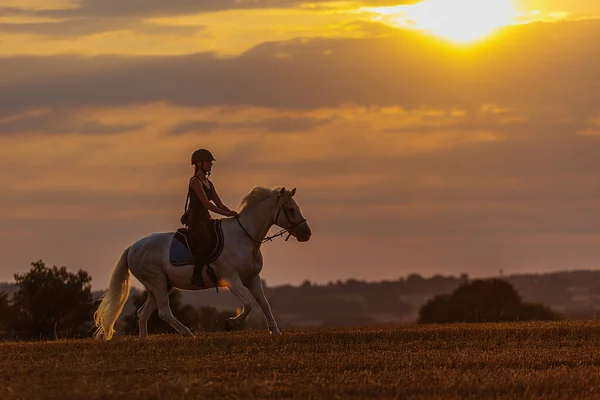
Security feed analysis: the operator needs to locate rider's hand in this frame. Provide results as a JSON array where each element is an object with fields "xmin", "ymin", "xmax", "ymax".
[{"xmin": 228, "ymin": 210, "xmax": 239, "ymax": 217}]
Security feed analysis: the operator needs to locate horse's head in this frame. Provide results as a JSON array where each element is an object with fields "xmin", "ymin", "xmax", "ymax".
[{"xmin": 274, "ymin": 187, "xmax": 312, "ymax": 242}]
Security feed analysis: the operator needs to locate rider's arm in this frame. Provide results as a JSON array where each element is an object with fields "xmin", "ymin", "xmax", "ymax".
[
  {"xmin": 211, "ymin": 184, "xmax": 236, "ymax": 214},
  {"xmin": 190, "ymin": 179, "xmax": 232, "ymax": 217}
]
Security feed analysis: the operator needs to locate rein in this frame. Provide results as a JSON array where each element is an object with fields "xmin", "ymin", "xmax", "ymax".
[{"xmin": 235, "ymin": 198, "xmax": 306, "ymax": 244}]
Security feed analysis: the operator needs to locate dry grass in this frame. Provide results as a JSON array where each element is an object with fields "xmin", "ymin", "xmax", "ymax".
[{"xmin": 2, "ymin": 321, "xmax": 600, "ymax": 399}]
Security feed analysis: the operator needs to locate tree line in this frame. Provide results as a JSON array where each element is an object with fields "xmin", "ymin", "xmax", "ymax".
[{"xmin": 0, "ymin": 260, "xmax": 560, "ymax": 340}]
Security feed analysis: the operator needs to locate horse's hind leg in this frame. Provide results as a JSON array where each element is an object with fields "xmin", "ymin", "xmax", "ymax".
[
  {"xmin": 156, "ymin": 297, "xmax": 194, "ymax": 337},
  {"xmin": 137, "ymin": 287, "xmax": 177, "ymax": 338},
  {"xmin": 135, "ymin": 267, "xmax": 194, "ymax": 337},
  {"xmin": 137, "ymin": 292, "xmax": 157, "ymax": 339},
  {"xmin": 151, "ymin": 283, "xmax": 195, "ymax": 337}
]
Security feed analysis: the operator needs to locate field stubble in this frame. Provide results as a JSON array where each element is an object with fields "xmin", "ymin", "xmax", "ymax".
[{"xmin": 2, "ymin": 321, "xmax": 600, "ymax": 399}]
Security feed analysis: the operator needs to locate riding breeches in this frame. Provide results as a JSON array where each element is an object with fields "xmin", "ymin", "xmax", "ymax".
[{"xmin": 188, "ymin": 220, "xmax": 211, "ymax": 264}]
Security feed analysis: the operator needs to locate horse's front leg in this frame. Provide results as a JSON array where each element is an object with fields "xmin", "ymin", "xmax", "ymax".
[
  {"xmin": 247, "ymin": 274, "xmax": 281, "ymax": 335},
  {"xmin": 224, "ymin": 274, "xmax": 255, "ymax": 331}
]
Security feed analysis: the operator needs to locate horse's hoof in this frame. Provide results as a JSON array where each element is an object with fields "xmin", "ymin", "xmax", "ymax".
[{"xmin": 224, "ymin": 319, "xmax": 234, "ymax": 332}]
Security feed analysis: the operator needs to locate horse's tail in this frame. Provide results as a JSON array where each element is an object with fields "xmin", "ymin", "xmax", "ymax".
[{"xmin": 94, "ymin": 247, "xmax": 131, "ymax": 341}]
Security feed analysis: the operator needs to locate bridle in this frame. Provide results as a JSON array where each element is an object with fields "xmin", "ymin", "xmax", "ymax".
[{"xmin": 235, "ymin": 197, "xmax": 307, "ymax": 244}]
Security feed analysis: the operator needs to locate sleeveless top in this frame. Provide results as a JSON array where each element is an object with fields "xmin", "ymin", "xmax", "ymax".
[{"xmin": 188, "ymin": 176, "xmax": 215, "ymax": 224}]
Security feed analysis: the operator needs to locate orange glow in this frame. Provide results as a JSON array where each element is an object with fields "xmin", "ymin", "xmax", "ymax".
[{"xmin": 368, "ymin": 0, "xmax": 517, "ymax": 44}]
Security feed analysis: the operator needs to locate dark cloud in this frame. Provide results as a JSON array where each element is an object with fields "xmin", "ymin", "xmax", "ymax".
[
  {"xmin": 0, "ymin": 188, "xmax": 177, "ymax": 215},
  {"xmin": 133, "ymin": 22, "xmax": 204, "ymax": 36},
  {"xmin": 0, "ymin": 20, "xmax": 598, "ymax": 117},
  {"xmin": 8, "ymin": 0, "xmax": 420, "ymax": 19},
  {"xmin": 0, "ymin": 110, "xmax": 146, "ymax": 135},
  {"xmin": 169, "ymin": 116, "xmax": 333, "ymax": 135},
  {"xmin": 382, "ymin": 110, "xmax": 524, "ymax": 135},
  {"xmin": 0, "ymin": 55, "xmax": 136, "ymax": 85},
  {"xmin": 77, "ymin": 120, "xmax": 146, "ymax": 134},
  {"xmin": 0, "ymin": 7, "xmax": 28, "ymax": 17},
  {"xmin": 0, "ymin": 19, "xmax": 205, "ymax": 37},
  {"xmin": 260, "ymin": 116, "xmax": 333, "ymax": 133},
  {"xmin": 168, "ymin": 120, "xmax": 221, "ymax": 135},
  {"xmin": 0, "ymin": 19, "xmax": 123, "ymax": 36}
]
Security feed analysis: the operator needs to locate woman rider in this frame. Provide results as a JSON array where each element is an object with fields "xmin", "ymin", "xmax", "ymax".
[{"xmin": 184, "ymin": 148, "xmax": 238, "ymax": 286}]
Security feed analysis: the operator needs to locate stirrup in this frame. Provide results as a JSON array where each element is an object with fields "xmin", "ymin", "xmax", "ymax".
[{"xmin": 206, "ymin": 265, "xmax": 219, "ymax": 294}]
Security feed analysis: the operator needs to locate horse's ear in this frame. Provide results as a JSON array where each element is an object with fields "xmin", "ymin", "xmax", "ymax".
[
  {"xmin": 279, "ymin": 187, "xmax": 286, "ymax": 196},
  {"xmin": 290, "ymin": 188, "xmax": 296, "ymax": 197}
]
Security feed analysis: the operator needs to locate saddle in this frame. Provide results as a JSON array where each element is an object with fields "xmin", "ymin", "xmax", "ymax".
[{"xmin": 169, "ymin": 219, "xmax": 225, "ymax": 266}]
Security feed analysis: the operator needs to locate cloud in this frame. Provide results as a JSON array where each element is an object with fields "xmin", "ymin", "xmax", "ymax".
[
  {"xmin": 169, "ymin": 116, "xmax": 333, "ymax": 135},
  {"xmin": 0, "ymin": 18, "xmax": 206, "ymax": 37},
  {"xmin": 6, "ymin": 0, "xmax": 421, "ymax": 18},
  {"xmin": 220, "ymin": 128, "xmax": 600, "ymax": 196},
  {"xmin": 168, "ymin": 120, "xmax": 221, "ymax": 135},
  {"xmin": 0, "ymin": 7, "xmax": 30, "ymax": 16},
  {"xmin": 0, "ymin": 55, "xmax": 134, "ymax": 85},
  {"xmin": 0, "ymin": 109, "xmax": 146, "ymax": 135},
  {"xmin": 77, "ymin": 120, "xmax": 147, "ymax": 134},
  {"xmin": 0, "ymin": 20, "xmax": 598, "ymax": 118}
]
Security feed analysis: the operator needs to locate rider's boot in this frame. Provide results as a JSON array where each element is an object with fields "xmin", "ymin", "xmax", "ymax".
[{"xmin": 191, "ymin": 259, "xmax": 206, "ymax": 287}]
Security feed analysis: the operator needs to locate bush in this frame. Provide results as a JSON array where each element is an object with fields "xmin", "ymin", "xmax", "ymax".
[
  {"xmin": 3, "ymin": 260, "xmax": 96, "ymax": 339},
  {"xmin": 419, "ymin": 279, "xmax": 559, "ymax": 324}
]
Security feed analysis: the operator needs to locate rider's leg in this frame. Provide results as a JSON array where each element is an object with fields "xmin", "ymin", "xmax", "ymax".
[{"xmin": 190, "ymin": 221, "xmax": 211, "ymax": 286}]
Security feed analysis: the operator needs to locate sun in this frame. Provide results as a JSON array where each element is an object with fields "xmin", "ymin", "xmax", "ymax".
[
  {"xmin": 404, "ymin": 0, "xmax": 517, "ymax": 43},
  {"xmin": 372, "ymin": 0, "xmax": 517, "ymax": 44}
]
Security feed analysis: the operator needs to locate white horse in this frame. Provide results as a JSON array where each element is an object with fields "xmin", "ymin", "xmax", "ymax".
[{"xmin": 94, "ymin": 186, "xmax": 311, "ymax": 340}]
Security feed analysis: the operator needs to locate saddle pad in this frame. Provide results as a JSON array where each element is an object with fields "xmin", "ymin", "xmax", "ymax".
[{"xmin": 169, "ymin": 219, "xmax": 224, "ymax": 266}]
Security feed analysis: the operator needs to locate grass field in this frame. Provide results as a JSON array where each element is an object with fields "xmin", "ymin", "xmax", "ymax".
[{"xmin": 2, "ymin": 321, "xmax": 600, "ymax": 399}]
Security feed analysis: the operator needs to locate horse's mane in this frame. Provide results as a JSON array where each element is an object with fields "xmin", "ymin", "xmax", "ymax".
[{"xmin": 239, "ymin": 186, "xmax": 282, "ymax": 211}]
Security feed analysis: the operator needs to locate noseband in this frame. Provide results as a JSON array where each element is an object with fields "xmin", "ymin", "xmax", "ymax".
[
  {"xmin": 274, "ymin": 198, "xmax": 307, "ymax": 241},
  {"xmin": 235, "ymin": 197, "xmax": 306, "ymax": 244}
]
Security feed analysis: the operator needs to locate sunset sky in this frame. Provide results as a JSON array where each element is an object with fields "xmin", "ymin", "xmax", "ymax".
[{"xmin": 1, "ymin": 0, "xmax": 600, "ymax": 290}]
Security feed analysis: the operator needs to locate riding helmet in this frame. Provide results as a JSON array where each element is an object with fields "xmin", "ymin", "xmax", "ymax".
[{"xmin": 191, "ymin": 148, "xmax": 216, "ymax": 165}]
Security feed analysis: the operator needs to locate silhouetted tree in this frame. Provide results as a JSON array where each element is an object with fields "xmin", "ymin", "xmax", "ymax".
[
  {"xmin": 122, "ymin": 290, "xmax": 238, "ymax": 335},
  {"xmin": 0, "ymin": 292, "xmax": 12, "ymax": 333},
  {"xmin": 419, "ymin": 279, "xmax": 559, "ymax": 323},
  {"xmin": 8, "ymin": 260, "xmax": 96, "ymax": 339}
]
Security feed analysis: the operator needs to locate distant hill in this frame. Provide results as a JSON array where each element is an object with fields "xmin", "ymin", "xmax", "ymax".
[
  {"xmin": 2, "ymin": 270, "xmax": 600, "ymax": 327},
  {"xmin": 175, "ymin": 270, "xmax": 600, "ymax": 326}
]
